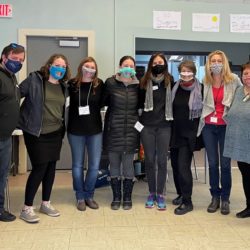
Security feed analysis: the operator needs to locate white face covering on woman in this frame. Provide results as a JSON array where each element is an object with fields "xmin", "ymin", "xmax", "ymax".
[
  {"xmin": 180, "ymin": 72, "xmax": 194, "ymax": 82},
  {"xmin": 82, "ymin": 66, "xmax": 96, "ymax": 82}
]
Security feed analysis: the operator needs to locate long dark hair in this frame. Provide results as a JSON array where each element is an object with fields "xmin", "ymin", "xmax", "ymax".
[
  {"xmin": 140, "ymin": 52, "xmax": 171, "ymax": 89},
  {"xmin": 40, "ymin": 54, "xmax": 71, "ymax": 82}
]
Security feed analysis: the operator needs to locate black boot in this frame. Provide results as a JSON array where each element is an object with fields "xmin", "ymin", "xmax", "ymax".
[
  {"xmin": 207, "ymin": 197, "xmax": 220, "ymax": 213},
  {"xmin": 237, "ymin": 200, "xmax": 250, "ymax": 218},
  {"xmin": 174, "ymin": 197, "xmax": 193, "ymax": 215},
  {"xmin": 123, "ymin": 178, "xmax": 134, "ymax": 210},
  {"xmin": 174, "ymin": 202, "xmax": 193, "ymax": 215},
  {"xmin": 221, "ymin": 200, "xmax": 230, "ymax": 215},
  {"xmin": 236, "ymin": 208, "xmax": 250, "ymax": 218},
  {"xmin": 172, "ymin": 195, "xmax": 182, "ymax": 206},
  {"xmin": 110, "ymin": 178, "xmax": 121, "ymax": 210}
]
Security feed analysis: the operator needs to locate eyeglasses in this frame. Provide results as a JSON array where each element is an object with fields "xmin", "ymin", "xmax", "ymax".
[{"xmin": 9, "ymin": 43, "xmax": 24, "ymax": 49}]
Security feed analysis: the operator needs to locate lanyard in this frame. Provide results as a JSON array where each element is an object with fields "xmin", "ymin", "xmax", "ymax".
[{"xmin": 79, "ymin": 83, "xmax": 92, "ymax": 107}]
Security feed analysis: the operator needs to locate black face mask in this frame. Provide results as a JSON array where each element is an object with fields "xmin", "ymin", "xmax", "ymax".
[{"xmin": 151, "ymin": 64, "xmax": 166, "ymax": 75}]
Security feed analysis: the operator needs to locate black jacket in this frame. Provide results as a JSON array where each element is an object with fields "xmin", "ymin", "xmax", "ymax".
[
  {"xmin": 18, "ymin": 71, "xmax": 69, "ymax": 137},
  {"xmin": 171, "ymin": 81, "xmax": 204, "ymax": 151},
  {"xmin": 103, "ymin": 76, "xmax": 139, "ymax": 153},
  {"xmin": 0, "ymin": 66, "xmax": 20, "ymax": 139}
]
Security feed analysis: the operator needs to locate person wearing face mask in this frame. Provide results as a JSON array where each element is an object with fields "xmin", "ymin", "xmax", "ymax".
[
  {"xmin": 67, "ymin": 57, "xmax": 104, "ymax": 211},
  {"xmin": 0, "ymin": 43, "xmax": 25, "ymax": 222},
  {"xmin": 197, "ymin": 50, "xmax": 241, "ymax": 215},
  {"xmin": 139, "ymin": 53, "xmax": 173, "ymax": 210},
  {"xmin": 18, "ymin": 54, "xmax": 71, "ymax": 223},
  {"xmin": 103, "ymin": 55, "xmax": 139, "ymax": 210},
  {"xmin": 223, "ymin": 62, "xmax": 250, "ymax": 218},
  {"xmin": 170, "ymin": 60, "xmax": 203, "ymax": 215}
]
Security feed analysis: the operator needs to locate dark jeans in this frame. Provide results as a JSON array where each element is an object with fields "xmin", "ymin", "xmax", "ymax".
[
  {"xmin": 170, "ymin": 146, "xmax": 193, "ymax": 204},
  {"xmin": 141, "ymin": 125, "xmax": 171, "ymax": 194},
  {"xmin": 108, "ymin": 152, "xmax": 134, "ymax": 179},
  {"xmin": 202, "ymin": 124, "xmax": 231, "ymax": 201},
  {"xmin": 24, "ymin": 161, "xmax": 56, "ymax": 206},
  {"xmin": 238, "ymin": 161, "xmax": 250, "ymax": 207},
  {"xmin": 0, "ymin": 137, "xmax": 12, "ymax": 211}
]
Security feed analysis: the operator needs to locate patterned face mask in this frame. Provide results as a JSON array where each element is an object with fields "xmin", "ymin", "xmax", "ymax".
[
  {"xmin": 210, "ymin": 63, "xmax": 223, "ymax": 75},
  {"xmin": 49, "ymin": 65, "xmax": 66, "ymax": 80},
  {"xmin": 119, "ymin": 67, "xmax": 136, "ymax": 78}
]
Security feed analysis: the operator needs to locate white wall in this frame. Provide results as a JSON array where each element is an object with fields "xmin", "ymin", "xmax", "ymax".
[{"xmin": 1, "ymin": 0, "xmax": 250, "ymax": 80}]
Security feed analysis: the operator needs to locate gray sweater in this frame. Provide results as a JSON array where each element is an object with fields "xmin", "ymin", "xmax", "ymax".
[
  {"xmin": 223, "ymin": 86, "xmax": 250, "ymax": 164},
  {"xmin": 197, "ymin": 73, "xmax": 241, "ymax": 136}
]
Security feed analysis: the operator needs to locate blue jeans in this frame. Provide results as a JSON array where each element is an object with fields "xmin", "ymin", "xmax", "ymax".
[
  {"xmin": 68, "ymin": 132, "xmax": 102, "ymax": 200},
  {"xmin": 202, "ymin": 124, "xmax": 231, "ymax": 201},
  {"xmin": 0, "ymin": 137, "xmax": 12, "ymax": 211}
]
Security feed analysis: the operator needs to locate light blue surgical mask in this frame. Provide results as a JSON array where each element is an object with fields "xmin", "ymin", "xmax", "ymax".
[
  {"xmin": 49, "ymin": 65, "xmax": 66, "ymax": 80},
  {"xmin": 119, "ymin": 67, "xmax": 136, "ymax": 78}
]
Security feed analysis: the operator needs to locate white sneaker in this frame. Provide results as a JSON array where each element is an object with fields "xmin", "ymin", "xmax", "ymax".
[
  {"xmin": 20, "ymin": 207, "xmax": 40, "ymax": 223},
  {"xmin": 39, "ymin": 201, "xmax": 60, "ymax": 217}
]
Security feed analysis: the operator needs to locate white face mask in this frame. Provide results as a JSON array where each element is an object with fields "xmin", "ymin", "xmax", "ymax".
[
  {"xmin": 180, "ymin": 72, "xmax": 194, "ymax": 82},
  {"xmin": 82, "ymin": 66, "xmax": 96, "ymax": 81}
]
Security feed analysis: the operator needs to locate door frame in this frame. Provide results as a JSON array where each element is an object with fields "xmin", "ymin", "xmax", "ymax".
[
  {"xmin": 18, "ymin": 28, "xmax": 95, "ymax": 82},
  {"xmin": 17, "ymin": 28, "xmax": 95, "ymax": 173}
]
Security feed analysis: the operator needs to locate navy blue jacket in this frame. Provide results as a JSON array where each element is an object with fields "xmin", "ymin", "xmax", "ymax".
[{"xmin": 18, "ymin": 71, "xmax": 69, "ymax": 137}]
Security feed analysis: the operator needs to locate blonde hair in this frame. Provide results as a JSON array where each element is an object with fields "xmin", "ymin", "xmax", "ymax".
[{"xmin": 204, "ymin": 50, "xmax": 234, "ymax": 85}]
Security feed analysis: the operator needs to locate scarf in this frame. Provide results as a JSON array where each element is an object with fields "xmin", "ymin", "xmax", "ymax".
[
  {"xmin": 144, "ymin": 74, "xmax": 173, "ymax": 121},
  {"xmin": 172, "ymin": 78, "xmax": 203, "ymax": 120}
]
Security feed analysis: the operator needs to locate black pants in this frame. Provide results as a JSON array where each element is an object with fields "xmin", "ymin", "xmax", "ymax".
[
  {"xmin": 24, "ymin": 161, "xmax": 56, "ymax": 206},
  {"xmin": 170, "ymin": 148, "xmax": 181, "ymax": 196},
  {"xmin": 141, "ymin": 126, "xmax": 171, "ymax": 194},
  {"xmin": 238, "ymin": 161, "xmax": 250, "ymax": 207},
  {"xmin": 170, "ymin": 146, "xmax": 193, "ymax": 204}
]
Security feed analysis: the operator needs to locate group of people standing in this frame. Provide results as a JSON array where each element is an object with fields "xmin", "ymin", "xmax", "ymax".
[{"xmin": 0, "ymin": 43, "xmax": 249, "ymax": 224}]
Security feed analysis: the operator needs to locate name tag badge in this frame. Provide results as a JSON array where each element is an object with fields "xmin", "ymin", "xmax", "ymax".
[
  {"xmin": 79, "ymin": 106, "xmax": 90, "ymax": 115},
  {"xmin": 66, "ymin": 96, "xmax": 70, "ymax": 108},
  {"xmin": 134, "ymin": 121, "xmax": 144, "ymax": 132},
  {"xmin": 153, "ymin": 85, "xmax": 158, "ymax": 91},
  {"xmin": 210, "ymin": 116, "xmax": 218, "ymax": 123}
]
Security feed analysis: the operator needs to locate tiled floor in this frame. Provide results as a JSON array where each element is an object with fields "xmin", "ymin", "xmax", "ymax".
[{"xmin": 2, "ymin": 151, "xmax": 250, "ymax": 250}]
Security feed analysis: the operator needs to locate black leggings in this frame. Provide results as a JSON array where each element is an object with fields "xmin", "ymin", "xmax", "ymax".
[
  {"xmin": 238, "ymin": 161, "xmax": 250, "ymax": 207},
  {"xmin": 141, "ymin": 126, "xmax": 171, "ymax": 195},
  {"xmin": 24, "ymin": 161, "xmax": 56, "ymax": 206}
]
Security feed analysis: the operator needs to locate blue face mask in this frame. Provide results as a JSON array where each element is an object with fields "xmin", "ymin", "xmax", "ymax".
[
  {"xmin": 49, "ymin": 65, "xmax": 66, "ymax": 80},
  {"xmin": 4, "ymin": 58, "xmax": 22, "ymax": 74},
  {"xmin": 119, "ymin": 67, "xmax": 136, "ymax": 78}
]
